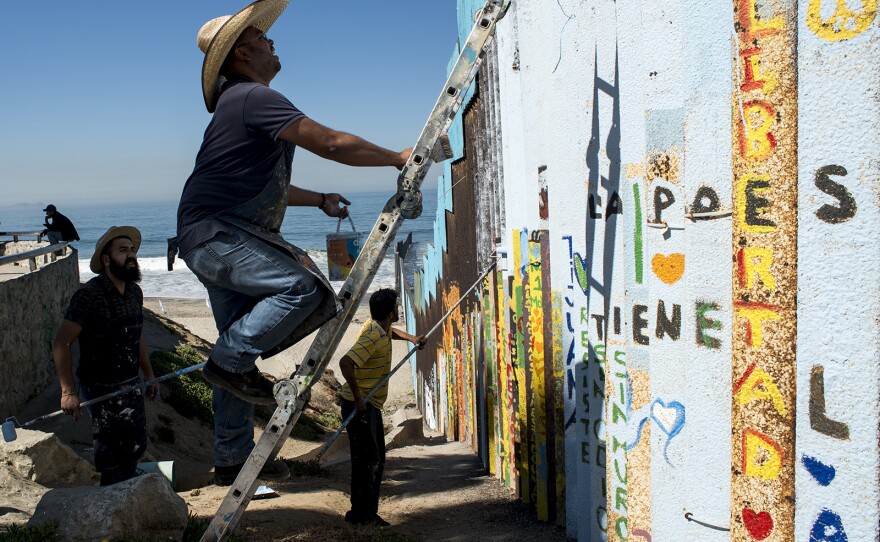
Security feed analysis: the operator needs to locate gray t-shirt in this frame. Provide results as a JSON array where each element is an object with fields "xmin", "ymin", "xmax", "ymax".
[{"xmin": 176, "ymin": 77, "xmax": 305, "ymax": 254}]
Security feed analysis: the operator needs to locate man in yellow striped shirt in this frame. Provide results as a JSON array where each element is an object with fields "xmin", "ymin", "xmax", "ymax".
[{"xmin": 339, "ymin": 288, "xmax": 424, "ymax": 526}]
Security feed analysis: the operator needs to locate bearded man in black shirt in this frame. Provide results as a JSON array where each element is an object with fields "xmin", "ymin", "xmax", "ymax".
[{"xmin": 52, "ymin": 226, "xmax": 158, "ymax": 486}]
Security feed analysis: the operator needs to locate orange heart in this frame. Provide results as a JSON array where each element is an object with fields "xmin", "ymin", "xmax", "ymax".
[{"xmin": 651, "ymin": 253, "xmax": 685, "ymax": 285}]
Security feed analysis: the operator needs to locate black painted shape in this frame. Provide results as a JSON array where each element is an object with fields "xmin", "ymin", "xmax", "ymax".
[
  {"xmin": 810, "ymin": 365, "xmax": 850, "ymax": 440},
  {"xmin": 613, "ymin": 307, "xmax": 621, "ymax": 335},
  {"xmin": 654, "ymin": 186, "xmax": 675, "ymax": 223},
  {"xmin": 632, "ymin": 304, "xmax": 649, "ymax": 345},
  {"xmin": 690, "ymin": 186, "xmax": 721, "ymax": 218},
  {"xmin": 589, "ymin": 193, "xmax": 603, "ymax": 219},
  {"xmin": 814, "ymin": 165, "xmax": 857, "ymax": 224},
  {"xmin": 606, "ymin": 191, "xmax": 623, "ymax": 217},
  {"xmin": 655, "ymin": 300, "xmax": 681, "ymax": 340},
  {"xmin": 745, "ymin": 179, "xmax": 776, "ymax": 229},
  {"xmin": 592, "ymin": 314, "xmax": 605, "ymax": 340}
]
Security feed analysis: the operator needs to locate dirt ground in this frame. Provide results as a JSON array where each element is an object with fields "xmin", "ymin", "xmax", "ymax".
[
  {"xmin": 9, "ymin": 300, "xmax": 567, "ymax": 541},
  {"xmin": 186, "ymin": 435, "xmax": 567, "ymax": 542}
]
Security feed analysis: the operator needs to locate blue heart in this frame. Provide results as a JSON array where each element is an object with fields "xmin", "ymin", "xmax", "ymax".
[
  {"xmin": 802, "ymin": 455, "xmax": 835, "ymax": 486},
  {"xmin": 809, "ymin": 509, "xmax": 848, "ymax": 542}
]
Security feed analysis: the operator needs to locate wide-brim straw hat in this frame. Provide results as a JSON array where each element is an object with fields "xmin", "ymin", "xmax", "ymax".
[
  {"xmin": 90, "ymin": 226, "xmax": 141, "ymax": 274},
  {"xmin": 197, "ymin": 0, "xmax": 289, "ymax": 113}
]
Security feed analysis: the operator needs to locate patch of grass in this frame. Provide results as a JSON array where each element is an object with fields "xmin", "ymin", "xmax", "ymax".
[
  {"xmin": 162, "ymin": 322, "xmax": 177, "ymax": 334},
  {"xmin": 150, "ymin": 346, "xmax": 213, "ymax": 425},
  {"xmin": 253, "ymin": 405, "xmax": 326, "ymax": 441},
  {"xmin": 314, "ymin": 411, "xmax": 342, "ymax": 429},
  {"xmin": 282, "ymin": 458, "xmax": 323, "ymax": 477},
  {"xmin": 0, "ymin": 523, "xmax": 59, "ymax": 542},
  {"xmin": 151, "ymin": 346, "xmax": 337, "ymax": 442},
  {"xmin": 180, "ymin": 513, "xmax": 244, "ymax": 542},
  {"xmin": 283, "ymin": 523, "xmax": 415, "ymax": 542}
]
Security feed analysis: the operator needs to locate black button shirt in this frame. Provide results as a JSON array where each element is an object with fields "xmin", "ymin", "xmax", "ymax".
[{"xmin": 64, "ymin": 274, "xmax": 143, "ymax": 386}]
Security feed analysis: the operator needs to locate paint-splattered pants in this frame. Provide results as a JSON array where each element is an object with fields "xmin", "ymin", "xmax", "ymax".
[
  {"xmin": 341, "ymin": 399, "xmax": 386, "ymax": 519},
  {"xmin": 81, "ymin": 379, "xmax": 147, "ymax": 486}
]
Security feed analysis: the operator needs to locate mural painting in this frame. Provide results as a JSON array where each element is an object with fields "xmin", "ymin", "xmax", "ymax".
[
  {"xmin": 402, "ymin": 1, "xmax": 878, "ymax": 541},
  {"xmin": 730, "ymin": 0, "xmax": 798, "ymax": 540}
]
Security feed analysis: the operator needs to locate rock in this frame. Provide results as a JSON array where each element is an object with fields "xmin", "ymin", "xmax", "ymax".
[
  {"xmin": 28, "ymin": 473, "xmax": 188, "ymax": 542},
  {"xmin": 0, "ymin": 462, "xmax": 49, "ymax": 526},
  {"xmin": 0, "ymin": 429, "xmax": 96, "ymax": 487},
  {"xmin": 386, "ymin": 407, "xmax": 425, "ymax": 450}
]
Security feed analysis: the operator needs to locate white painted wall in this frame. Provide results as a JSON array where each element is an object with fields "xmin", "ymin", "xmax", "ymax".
[{"xmin": 416, "ymin": 0, "xmax": 880, "ymax": 540}]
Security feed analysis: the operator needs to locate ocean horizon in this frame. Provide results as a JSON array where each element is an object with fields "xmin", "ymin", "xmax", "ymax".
[{"xmin": 0, "ymin": 189, "xmax": 437, "ymax": 299}]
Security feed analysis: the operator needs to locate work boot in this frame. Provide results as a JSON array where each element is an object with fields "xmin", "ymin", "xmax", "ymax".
[
  {"xmin": 344, "ymin": 511, "xmax": 390, "ymax": 527},
  {"xmin": 202, "ymin": 359, "xmax": 276, "ymax": 405},
  {"xmin": 214, "ymin": 459, "xmax": 290, "ymax": 486}
]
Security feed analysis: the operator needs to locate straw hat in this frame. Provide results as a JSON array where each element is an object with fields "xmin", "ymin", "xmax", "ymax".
[
  {"xmin": 90, "ymin": 226, "xmax": 141, "ymax": 274},
  {"xmin": 197, "ymin": 0, "xmax": 289, "ymax": 113}
]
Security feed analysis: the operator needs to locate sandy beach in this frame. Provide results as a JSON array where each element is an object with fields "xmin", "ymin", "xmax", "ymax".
[{"xmin": 142, "ymin": 297, "xmax": 418, "ymax": 416}]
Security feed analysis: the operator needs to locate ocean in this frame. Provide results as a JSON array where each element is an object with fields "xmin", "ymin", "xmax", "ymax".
[{"xmin": 0, "ymin": 190, "xmax": 437, "ymax": 299}]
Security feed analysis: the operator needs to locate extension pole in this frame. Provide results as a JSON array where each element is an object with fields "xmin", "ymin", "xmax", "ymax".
[
  {"xmin": 2, "ymin": 362, "xmax": 207, "ymax": 443},
  {"xmin": 313, "ymin": 260, "xmax": 497, "ymax": 462}
]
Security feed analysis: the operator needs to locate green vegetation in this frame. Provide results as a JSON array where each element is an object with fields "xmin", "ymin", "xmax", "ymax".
[
  {"xmin": 0, "ymin": 514, "xmax": 410, "ymax": 541},
  {"xmin": 179, "ymin": 513, "xmax": 244, "ymax": 542},
  {"xmin": 314, "ymin": 411, "xmax": 342, "ymax": 429},
  {"xmin": 151, "ymin": 346, "xmax": 333, "ymax": 440},
  {"xmin": 253, "ymin": 404, "xmax": 327, "ymax": 441},
  {"xmin": 150, "ymin": 346, "xmax": 213, "ymax": 425},
  {"xmin": 282, "ymin": 458, "xmax": 323, "ymax": 476},
  {"xmin": 285, "ymin": 523, "xmax": 415, "ymax": 542},
  {"xmin": 0, "ymin": 523, "xmax": 58, "ymax": 542}
]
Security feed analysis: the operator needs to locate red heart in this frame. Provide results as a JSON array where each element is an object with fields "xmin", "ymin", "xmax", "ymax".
[{"xmin": 742, "ymin": 508, "xmax": 774, "ymax": 540}]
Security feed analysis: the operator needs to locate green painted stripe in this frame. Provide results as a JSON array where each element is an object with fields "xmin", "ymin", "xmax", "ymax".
[{"xmin": 633, "ymin": 181, "xmax": 644, "ymax": 284}]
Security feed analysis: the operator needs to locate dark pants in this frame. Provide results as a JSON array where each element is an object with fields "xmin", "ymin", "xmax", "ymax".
[
  {"xmin": 81, "ymin": 380, "xmax": 147, "ymax": 486},
  {"xmin": 341, "ymin": 398, "xmax": 385, "ymax": 519}
]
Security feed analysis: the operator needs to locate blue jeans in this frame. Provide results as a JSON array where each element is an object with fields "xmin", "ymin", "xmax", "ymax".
[{"xmin": 183, "ymin": 228, "xmax": 324, "ymax": 466}]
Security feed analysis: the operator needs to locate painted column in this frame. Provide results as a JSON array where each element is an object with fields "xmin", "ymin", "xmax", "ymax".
[
  {"xmin": 796, "ymin": 1, "xmax": 880, "ymax": 540},
  {"xmin": 730, "ymin": 0, "xmax": 798, "ymax": 540}
]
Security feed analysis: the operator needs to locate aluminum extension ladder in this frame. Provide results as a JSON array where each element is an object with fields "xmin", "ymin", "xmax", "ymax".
[{"xmin": 201, "ymin": 2, "xmax": 510, "ymax": 539}]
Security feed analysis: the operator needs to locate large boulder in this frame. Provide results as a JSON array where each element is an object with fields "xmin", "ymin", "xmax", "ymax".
[
  {"xmin": 0, "ymin": 463, "xmax": 48, "ymax": 526},
  {"xmin": 28, "ymin": 473, "xmax": 188, "ymax": 541},
  {"xmin": 0, "ymin": 429, "xmax": 96, "ymax": 487}
]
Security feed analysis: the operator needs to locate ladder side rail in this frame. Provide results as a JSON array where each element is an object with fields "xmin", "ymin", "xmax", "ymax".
[{"xmin": 204, "ymin": 206, "xmax": 407, "ymax": 542}]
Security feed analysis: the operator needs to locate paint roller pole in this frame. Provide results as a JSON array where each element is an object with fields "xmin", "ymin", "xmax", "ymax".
[
  {"xmin": 2, "ymin": 361, "xmax": 207, "ymax": 443},
  {"xmin": 313, "ymin": 260, "xmax": 498, "ymax": 463}
]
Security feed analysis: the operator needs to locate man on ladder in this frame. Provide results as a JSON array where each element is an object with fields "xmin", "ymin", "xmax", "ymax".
[{"xmin": 175, "ymin": 0, "xmax": 412, "ymax": 486}]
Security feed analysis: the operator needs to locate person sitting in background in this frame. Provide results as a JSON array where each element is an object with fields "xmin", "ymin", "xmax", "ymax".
[
  {"xmin": 338, "ymin": 288, "xmax": 425, "ymax": 526},
  {"xmin": 52, "ymin": 226, "xmax": 158, "ymax": 486},
  {"xmin": 40, "ymin": 204, "xmax": 80, "ymax": 245}
]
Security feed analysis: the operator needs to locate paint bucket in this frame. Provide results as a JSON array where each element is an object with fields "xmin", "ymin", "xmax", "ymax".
[
  {"xmin": 326, "ymin": 216, "xmax": 363, "ymax": 281},
  {"xmin": 2, "ymin": 418, "xmax": 17, "ymax": 442},
  {"xmin": 137, "ymin": 461, "xmax": 175, "ymax": 485}
]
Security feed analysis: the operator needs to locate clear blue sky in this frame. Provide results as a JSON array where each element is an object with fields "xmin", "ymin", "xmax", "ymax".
[{"xmin": 0, "ymin": 1, "xmax": 458, "ymax": 206}]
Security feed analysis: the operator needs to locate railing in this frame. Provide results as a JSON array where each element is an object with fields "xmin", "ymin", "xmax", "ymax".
[
  {"xmin": 0, "ymin": 231, "xmax": 45, "ymax": 243},
  {"xmin": 0, "ymin": 242, "xmax": 72, "ymax": 272}
]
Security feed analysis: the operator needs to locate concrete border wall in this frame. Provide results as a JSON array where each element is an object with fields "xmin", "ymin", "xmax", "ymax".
[
  {"xmin": 0, "ymin": 248, "xmax": 79, "ymax": 419},
  {"xmin": 405, "ymin": 1, "xmax": 879, "ymax": 540}
]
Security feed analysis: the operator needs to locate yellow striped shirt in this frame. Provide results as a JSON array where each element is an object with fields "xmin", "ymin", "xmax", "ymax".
[{"xmin": 339, "ymin": 319, "xmax": 392, "ymax": 408}]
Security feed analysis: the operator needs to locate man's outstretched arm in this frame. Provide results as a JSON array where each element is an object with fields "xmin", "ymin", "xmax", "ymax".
[
  {"xmin": 281, "ymin": 117, "xmax": 411, "ymax": 169},
  {"xmin": 287, "ymin": 186, "xmax": 350, "ymax": 218}
]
